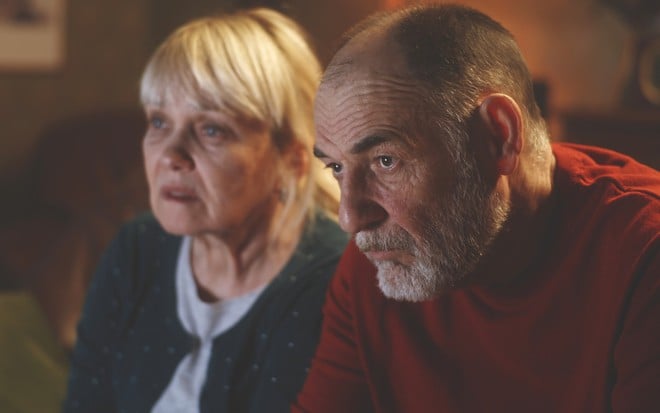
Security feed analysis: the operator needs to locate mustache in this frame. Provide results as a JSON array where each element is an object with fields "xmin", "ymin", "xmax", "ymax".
[{"xmin": 355, "ymin": 229, "xmax": 416, "ymax": 252}]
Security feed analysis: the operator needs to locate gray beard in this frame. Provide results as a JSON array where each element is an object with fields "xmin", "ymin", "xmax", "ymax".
[{"xmin": 355, "ymin": 155, "xmax": 510, "ymax": 302}]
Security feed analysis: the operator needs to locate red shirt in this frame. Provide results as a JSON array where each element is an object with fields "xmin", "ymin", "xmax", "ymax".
[{"xmin": 294, "ymin": 144, "xmax": 660, "ymax": 413}]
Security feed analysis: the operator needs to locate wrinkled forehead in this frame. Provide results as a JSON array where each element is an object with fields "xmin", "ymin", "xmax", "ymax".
[
  {"xmin": 314, "ymin": 27, "xmax": 434, "ymax": 150},
  {"xmin": 316, "ymin": 67, "xmax": 421, "ymax": 117},
  {"xmin": 317, "ymin": 35, "xmax": 423, "ymax": 120},
  {"xmin": 314, "ymin": 73, "xmax": 429, "ymax": 159},
  {"xmin": 322, "ymin": 26, "xmax": 409, "ymax": 87},
  {"xmin": 317, "ymin": 26, "xmax": 421, "ymax": 111}
]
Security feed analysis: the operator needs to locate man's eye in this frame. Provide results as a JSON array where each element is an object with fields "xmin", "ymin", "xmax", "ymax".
[
  {"xmin": 326, "ymin": 163, "xmax": 342, "ymax": 174},
  {"xmin": 378, "ymin": 155, "xmax": 395, "ymax": 168}
]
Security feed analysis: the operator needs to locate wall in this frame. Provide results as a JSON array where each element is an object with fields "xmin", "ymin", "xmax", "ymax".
[
  {"xmin": 287, "ymin": 0, "xmax": 383, "ymax": 64},
  {"xmin": 0, "ymin": 0, "xmax": 150, "ymax": 191},
  {"xmin": 464, "ymin": 0, "xmax": 633, "ymax": 110}
]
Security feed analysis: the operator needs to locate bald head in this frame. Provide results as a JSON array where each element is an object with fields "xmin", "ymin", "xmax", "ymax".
[
  {"xmin": 320, "ymin": 20, "xmax": 406, "ymax": 90},
  {"xmin": 320, "ymin": 3, "xmax": 546, "ymax": 147}
]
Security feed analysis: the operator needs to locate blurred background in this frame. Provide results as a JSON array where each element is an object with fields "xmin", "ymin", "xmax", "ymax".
[
  {"xmin": 0, "ymin": 0, "xmax": 658, "ymax": 192},
  {"xmin": 0, "ymin": 0, "xmax": 658, "ymax": 411}
]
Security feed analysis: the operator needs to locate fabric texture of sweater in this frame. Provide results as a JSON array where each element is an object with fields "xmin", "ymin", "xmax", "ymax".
[
  {"xmin": 294, "ymin": 143, "xmax": 660, "ymax": 413},
  {"xmin": 63, "ymin": 210, "xmax": 348, "ymax": 413}
]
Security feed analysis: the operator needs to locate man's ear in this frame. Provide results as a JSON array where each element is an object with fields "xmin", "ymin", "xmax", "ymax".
[{"xmin": 477, "ymin": 93, "xmax": 523, "ymax": 176}]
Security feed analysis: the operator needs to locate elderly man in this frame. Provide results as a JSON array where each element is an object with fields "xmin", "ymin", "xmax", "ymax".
[{"xmin": 294, "ymin": 4, "xmax": 659, "ymax": 413}]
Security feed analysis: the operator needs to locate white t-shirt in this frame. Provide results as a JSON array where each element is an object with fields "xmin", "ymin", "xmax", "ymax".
[{"xmin": 152, "ymin": 237, "xmax": 264, "ymax": 413}]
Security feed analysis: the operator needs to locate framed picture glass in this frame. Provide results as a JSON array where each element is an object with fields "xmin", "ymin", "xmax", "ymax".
[
  {"xmin": 0, "ymin": 0, "xmax": 66, "ymax": 71},
  {"xmin": 639, "ymin": 36, "xmax": 660, "ymax": 105}
]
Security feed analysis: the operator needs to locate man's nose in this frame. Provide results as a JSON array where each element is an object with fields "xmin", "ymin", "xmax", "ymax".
[{"xmin": 338, "ymin": 171, "xmax": 387, "ymax": 234}]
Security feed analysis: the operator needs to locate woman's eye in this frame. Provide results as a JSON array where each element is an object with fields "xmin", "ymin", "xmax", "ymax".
[
  {"xmin": 378, "ymin": 155, "xmax": 395, "ymax": 168},
  {"xmin": 203, "ymin": 125, "xmax": 220, "ymax": 137},
  {"xmin": 199, "ymin": 123, "xmax": 232, "ymax": 139},
  {"xmin": 149, "ymin": 117, "xmax": 165, "ymax": 129}
]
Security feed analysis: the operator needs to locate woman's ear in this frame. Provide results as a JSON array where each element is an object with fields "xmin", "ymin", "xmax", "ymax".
[
  {"xmin": 285, "ymin": 141, "xmax": 310, "ymax": 180},
  {"xmin": 477, "ymin": 93, "xmax": 523, "ymax": 176}
]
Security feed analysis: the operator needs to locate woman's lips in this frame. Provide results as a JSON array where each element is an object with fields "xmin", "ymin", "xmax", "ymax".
[{"xmin": 160, "ymin": 185, "xmax": 198, "ymax": 202}]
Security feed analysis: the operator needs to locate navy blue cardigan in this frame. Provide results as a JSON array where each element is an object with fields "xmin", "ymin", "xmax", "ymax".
[{"xmin": 63, "ymin": 212, "xmax": 348, "ymax": 413}]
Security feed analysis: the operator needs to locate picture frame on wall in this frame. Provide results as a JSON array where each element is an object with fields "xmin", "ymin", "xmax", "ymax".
[
  {"xmin": 0, "ymin": 0, "xmax": 66, "ymax": 71},
  {"xmin": 638, "ymin": 36, "xmax": 660, "ymax": 106}
]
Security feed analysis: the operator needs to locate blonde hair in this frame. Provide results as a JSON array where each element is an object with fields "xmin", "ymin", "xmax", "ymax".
[{"xmin": 140, "ymin": 8, "xmax": 339, "ymax": 235}]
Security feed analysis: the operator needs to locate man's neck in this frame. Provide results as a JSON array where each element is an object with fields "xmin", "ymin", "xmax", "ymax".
[{"xmin": 470, "ymin": 149, "xmax": 557, "ymax": 288}]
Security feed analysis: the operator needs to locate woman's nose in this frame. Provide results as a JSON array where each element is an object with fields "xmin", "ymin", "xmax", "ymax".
[{"xmin": 161, "ymin": 133, "xmax": 194, "ymax": 171}]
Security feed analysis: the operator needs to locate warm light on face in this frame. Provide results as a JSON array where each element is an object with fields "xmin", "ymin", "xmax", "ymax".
[
  {"xmin": 314, "ymin": 30, "xmax": 513, "ymax": 301},
  {"xmin": 142, "ymin": 99, "xmax": 283, "ymax": 241}
]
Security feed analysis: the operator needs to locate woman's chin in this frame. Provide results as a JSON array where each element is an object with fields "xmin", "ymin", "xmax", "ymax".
[{"xmin": 154, "ymin": 210, "xmax": 200, "ymax": 236}]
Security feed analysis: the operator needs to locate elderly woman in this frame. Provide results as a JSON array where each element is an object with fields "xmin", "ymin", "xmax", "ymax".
[{"xmin": 62, "ymin": 8, "xmax": 347, "ymax": 413}]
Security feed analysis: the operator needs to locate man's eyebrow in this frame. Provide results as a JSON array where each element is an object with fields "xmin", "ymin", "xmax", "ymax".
[
  {"xmin": 313, "ymin": 147, "xmax": 327, "ymax": 158},
  {"xmin": 350, "ymin": 135, "xmax": 390, "ymax": 154},
  {"xmin": 313, "ymin": 135, "xmax": 393, "ymax": 159}
]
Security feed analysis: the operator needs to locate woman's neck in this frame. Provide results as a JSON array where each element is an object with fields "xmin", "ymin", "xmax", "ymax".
[{"xmin": 190, "ymin": 207, "xmax": 305, "ymax": 302}]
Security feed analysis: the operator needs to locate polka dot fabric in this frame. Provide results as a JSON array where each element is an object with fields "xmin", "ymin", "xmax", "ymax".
[{"xmin": 62, "ymin": 211, "xmax": 348, "ymax": 413}]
